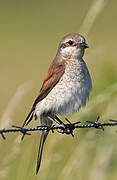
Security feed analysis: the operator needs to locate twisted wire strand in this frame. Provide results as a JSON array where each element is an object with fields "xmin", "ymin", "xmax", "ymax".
[{"xmin": 0, "ymin": 118, "xmax": 117, "ymax": 140}]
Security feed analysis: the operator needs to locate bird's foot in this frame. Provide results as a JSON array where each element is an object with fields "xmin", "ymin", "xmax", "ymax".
[
  {"xmin": 86, "ymin": 116, "xmax": 104, "ymax": 131},
  {"xmin": 57, "ymin": 118, "xmax": 81, "ymax": 137}
]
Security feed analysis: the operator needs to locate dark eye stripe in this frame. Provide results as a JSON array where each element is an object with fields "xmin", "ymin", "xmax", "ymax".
[{"xmin": 60, "ymin": 40, "xmax": 74, "ymax": 49}]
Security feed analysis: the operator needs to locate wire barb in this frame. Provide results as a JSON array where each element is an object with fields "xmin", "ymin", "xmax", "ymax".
[
  {"xmin": 0, "ymin": 130, "xmax": 6, "ymax": 140},
  {"xmin": 86, "ymin": 116, "xmax": 104, "ymax": 131},
  {"xmin": 12, "ymin": 125, "xmax": 31, "ymax": 140}
]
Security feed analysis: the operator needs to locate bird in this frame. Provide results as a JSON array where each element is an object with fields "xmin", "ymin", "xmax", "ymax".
[{"xmin": 22, "ymin": 33, "xmax": 92, "ymax": 174}]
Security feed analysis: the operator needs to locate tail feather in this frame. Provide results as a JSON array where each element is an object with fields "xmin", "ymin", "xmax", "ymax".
[
  {"xmin": 36, "ymin": 130, "xmax": 48, "ymax": 174},
  {"xmin": 22, "ymin": 109, "xmax": 34, "ymax": 127},
  {"xmin": 36, "ymin": 115, "xmax": 53, "ymax": 174}
]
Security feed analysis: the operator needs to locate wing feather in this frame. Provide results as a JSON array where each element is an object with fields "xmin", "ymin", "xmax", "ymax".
[{"xmin": 23, "ymin": 58, "xmax": 65, "ymax": 126}]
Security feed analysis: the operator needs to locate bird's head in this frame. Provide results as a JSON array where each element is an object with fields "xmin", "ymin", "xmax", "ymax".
[{"xmin": 58, "ymin": 33, "xmax": 88, "ymax": 59}]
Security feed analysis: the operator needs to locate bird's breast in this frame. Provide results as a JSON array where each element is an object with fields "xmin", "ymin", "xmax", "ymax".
[{"xmin": 35, "ymin": 59, "xmax": 92, "ymax": 117}]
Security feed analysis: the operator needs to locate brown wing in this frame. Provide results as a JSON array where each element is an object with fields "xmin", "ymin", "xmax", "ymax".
[{"xmin": 22, "ymin": 58, "xmax": 65, "ymax": 126}]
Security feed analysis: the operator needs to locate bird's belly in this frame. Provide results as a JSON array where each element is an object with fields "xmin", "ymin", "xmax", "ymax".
[
  {"xmin": 35, "ymin": 71, "xmax": 92, "ymax": 117},
  {"xmin": 52, "ymin": 75, "xmax": 91, "ymax": 115}
]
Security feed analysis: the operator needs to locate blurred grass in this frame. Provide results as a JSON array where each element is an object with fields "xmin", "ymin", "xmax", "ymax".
[{"xmin": 0, "ymin": 0, "xmax": 117, "ymax": 179}]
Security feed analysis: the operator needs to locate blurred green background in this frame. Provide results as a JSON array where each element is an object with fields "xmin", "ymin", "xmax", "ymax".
[{"xmin": 0, "ymin": 0, "xmax": 117, "ymax": 179}]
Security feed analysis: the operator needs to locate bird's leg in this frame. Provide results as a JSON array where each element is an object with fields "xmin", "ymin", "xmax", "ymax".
[
  {"xmin": 36, "ymin": 115, "xmax": 64, "ymax": 134},
  {"xmin": 48, "ymin": 115, "xmax": 63, "ymax": 127},
  {"xmin": 57, "ymin": 117, "xmax": 81, "ymax": 137},
  {"xmin": 47, "ymin": 115, "xmax": 66, "ymax": 134},
  {"xmin": 48, "ymin": 115, "xmax": 81, "ymax": 136},
  {"xmin": 55, "ymin": 116, "xmax": 66, "ymax": 126}
]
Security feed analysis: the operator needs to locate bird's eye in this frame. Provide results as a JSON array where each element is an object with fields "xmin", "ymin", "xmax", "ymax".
[{"xmin": 68, "ymin": 40, "xmax": 73, "ymax": 45}]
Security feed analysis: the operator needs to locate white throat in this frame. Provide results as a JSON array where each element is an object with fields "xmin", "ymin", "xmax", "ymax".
[{"xmin": 61, "ymin": 46, "xmax": 84, "ymax": 59}]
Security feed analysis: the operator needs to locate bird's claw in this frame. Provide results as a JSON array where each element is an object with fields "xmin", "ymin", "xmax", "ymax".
[{"xmin": 57, "ymin": 118, "xmax": 81, "ymax": 137}]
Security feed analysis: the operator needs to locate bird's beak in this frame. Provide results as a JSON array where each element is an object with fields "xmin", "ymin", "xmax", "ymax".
[{"xmin": 80, "ymin": 42, "xmax": 89, "ymax": 49}]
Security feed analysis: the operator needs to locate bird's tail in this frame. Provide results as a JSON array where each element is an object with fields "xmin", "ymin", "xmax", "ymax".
[
  {"xmin": 36, "ymin": 115, "xmax": 52, "ymax": 174},
  {"xmin": 36, "ymin": 130, "xmax": 48, "ymax": 174}
]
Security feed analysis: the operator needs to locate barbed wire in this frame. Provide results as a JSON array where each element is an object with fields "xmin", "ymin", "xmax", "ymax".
[{"xmin": 0, "ymin": 116, "xmax": 117, "ymax": 140}]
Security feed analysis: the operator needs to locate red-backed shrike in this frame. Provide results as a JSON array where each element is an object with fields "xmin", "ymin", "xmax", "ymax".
[{"xmin": 23, "ymin": 33, "xmax": 92, "ymax": 173}]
